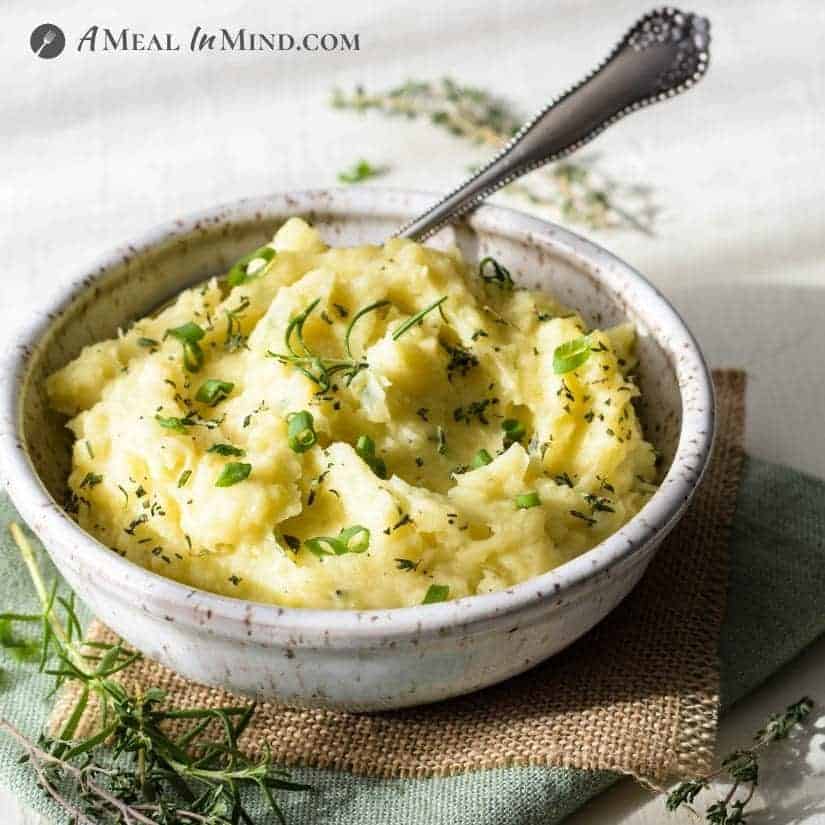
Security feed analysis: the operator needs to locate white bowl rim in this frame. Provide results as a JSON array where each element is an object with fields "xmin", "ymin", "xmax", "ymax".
[{"xmin": 0, "ymin": 187, "xmax": 715, "ymax": 642}]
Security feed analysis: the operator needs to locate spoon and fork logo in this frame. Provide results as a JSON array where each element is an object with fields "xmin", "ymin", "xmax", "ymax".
[{"xmin": 30, "ymin": 23, "xmax": 65, "ymax": 58}]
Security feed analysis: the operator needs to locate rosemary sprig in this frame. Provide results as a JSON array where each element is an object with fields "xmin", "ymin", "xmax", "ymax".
[
  {"xmin": 664, "ymin": 696, "xmax": 814, "ymax": 824},
  {"xmin": 1, "ymin": 523, "xmax": 308, "ymax": 824},
  {"xmin": 268, "ymin": 296, "xmax": 446, "ymax": 391},
  {"xmin": 268, "ymin": 298, "xmax": 376, "ymax": 391},
  {"xmin": 331, "ymin": 77, "xmax": 655, "ymax": 233}
]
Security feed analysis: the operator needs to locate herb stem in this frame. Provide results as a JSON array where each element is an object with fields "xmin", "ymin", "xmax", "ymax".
[
  {"xmin": 392, "ymin": 297, "xmax": 447, "ymax": 340},
  {"xmin": 10, "ymin": 523, "xmax": 77, "ymax": 666}
]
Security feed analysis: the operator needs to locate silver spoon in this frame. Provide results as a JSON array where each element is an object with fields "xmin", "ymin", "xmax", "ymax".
[{"xmin": 398, "ymin": 7, "xmax": 710, "ymax": 241}]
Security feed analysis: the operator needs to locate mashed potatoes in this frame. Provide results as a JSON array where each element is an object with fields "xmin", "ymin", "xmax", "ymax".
[{"xmin": 47, "ymin": 219, "xmax": 658, "ymax": 609}]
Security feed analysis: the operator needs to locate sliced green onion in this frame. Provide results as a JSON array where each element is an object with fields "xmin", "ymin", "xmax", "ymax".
[
  {"xmin": 339, "ymin": 525, "xmax": 370, "ymax": 553},
  {"xmin": 177, "ymin": 470, "xmax": 192, "ymax": 488},
  {"xmin": 207, "ymin": 443, "xmax": 246, "ymax": 457},
  {"xmin": 195, "ymin": 379, "xmax": 234, "ymax": 406},
  {"xmin": 553, "ymin": 336, "xmax": 591, "ymax": 374},
  {"xmin": 392, "ymin": 296, "xmax": 448, "ymax": 341},
  {"xmin": 502, "ymin": 418, "xmax": 526, "ymax": 446},
  {"xmin": 166, "ymin": 322, "xmax": 204, "ymax": 344},
  {"xmin": 356, "ymin": 434, "xmax": 375, "ymax": 458},
  {"xmin": 155, "ymin": 414, "xmax": 195, "ymax": 432},
  {"xmin": 215, "ymin": 462, "xmax": 251, "ymax": 487},
  {"xmin": 422, "ymin": 584, "xmax": 450, "ymax": 604},
  {"xmin": 286, "ymin": 411, "xmax": 317, "ymax": 453},
  {"xmin": 226, "ymin": 245, "xmax": 277, "ymax": 287},
  {"xmin": 470, "ymin": 448, "xmax": 493, "ymax": 469},
  {"xmin": 166, "ymin": 322, "xmax": 206, "ymax": 372},
  {"xmin": 355, "ymin": 434, "xmax": 388, "ymax": 479},
  {"xmin": 478, "ymin": 257, "xmax": 514, "ymax": 289},
  {"xmin": 515, "ymin": 491, "xmax": 541, "ymax": 509},
  {"xmin": 305, "ymin": 525, "xmax": 371, "ymax": 558}
]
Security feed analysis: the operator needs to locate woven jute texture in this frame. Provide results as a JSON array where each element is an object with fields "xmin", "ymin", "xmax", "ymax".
[{"xmin": 52, "ymin": 370, "xmax": 745, "ymax": 781}]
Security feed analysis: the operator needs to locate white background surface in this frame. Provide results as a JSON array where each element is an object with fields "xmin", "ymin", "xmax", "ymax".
[{"xmin": 1, "ymin": 0, "xmax": 824, "ymax": 822}]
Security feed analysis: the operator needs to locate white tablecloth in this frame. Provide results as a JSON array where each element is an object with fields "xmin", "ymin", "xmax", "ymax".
[{"xmin": 2, "ymin": 1, "xmax": 824, "ymax": 822}]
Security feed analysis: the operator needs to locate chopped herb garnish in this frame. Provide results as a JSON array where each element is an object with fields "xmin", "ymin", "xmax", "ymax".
[
  {"xmin": 597, "ymin": 475, "xmax": 615, "ymax": 493},
  {"xmin": 137, "ymin": 337, "xmax": 160, "ymax": 350},
  {"xmin": 554, "ymin": 472, "xmax": 575, "ymax": 487},
  {"xmin": 224, "ymin": 296, "xmax": 251, "ymax": 352},
  {"xmin": 471, "ymin": 448, "xmax": 493, "ymax": 469},
  {"xmin": 422, "ymin": 584, "xmax": 450, "ymax": 604},
  {"xmin": 165, "ymin": 322, "xmax": 206, "ymax": 372},
  {"xmin": 584, "ymin": 493, "xmax": 615, "ymax": 513},
  {"xmin": 553, "ymin": 336, "xmax": 591, "ymax": 374},
  {"xmin": 228, "ymin": 574, "xmax": 243, "ymax": 586},
  {"xmin": 79, "ymin": 472, "xmax": 103, "ymax": 489},
  {"xmin": 502, "ymin": 418, "xmax": 526, "ymax": 446},
  {"xmin": 392, "ymin": 513, "xmax": 412, "ymax": 531},
  {"xmin": 355, "ymin": 434, "xmax": 388, "ymax": 479},
  {"xmin": 454, "ymin": 398, "xmax": 493, "ymax": 425},
  {"xmin": 516, "ymin": 491, "xmax": 541, "ymax": 509},
  {"xmin": 207, "ymin": 443, "xmax": 246, "ymax": 457},
  {"xmin": 570, "ymin": 509, "xmax": 596, "ymax": 526},
  {"xmin": 277, "ymin": 533, "xmax": 301, "ymax": 552},
  {"xmin": 391, "ymin": 297, "xmax": 447, "ymax": 340},
  {"xmin": 395, "ymin": 558, "xmax": 420, "ymax": 572},
  {"xmin": 215, "ymin": 462, "xmax": 252, "ymax": 487},
  {"xmin": 478, "ymin": 257, "xmax": 514, "ymax": 289},
  {"xmin": 337, "ymin": 159, "xmax": 386, "ymax": 184},
  {"xmin": 195, "ymin": 379, "xmax": 234, "ymax": 406},
  {"xmin": 124, "ymin": 514, "xmax": 148, "ymax": 535},
  {"xmin": 155, "ymin": 413, "xmax": 195, "ymax": 432},
  {"xmin": 443, "ymin": 342, "xmax": 478, "ymax": 381},
  {"xmin": 177, "ymin": 469, "xmax": 192, "ymax": 488},
  {"xmin": 226, "ymin": 244, "xmax": 277, "ymax": 287},
  {"xmin": 286, "ymin": 410, "xmax": 317, "ymax": 453},
  {"xmin": 305, "ymin": 525, "xmax": 370, "ymax": 558},
  {"xmin": 436, "ymin": 425, "xmax": 448, "ymax": 455}
]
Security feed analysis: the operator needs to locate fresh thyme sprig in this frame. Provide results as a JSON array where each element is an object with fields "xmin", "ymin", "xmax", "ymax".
[
  {"xmin": 331, "ymin": 77, "xmax": 656, "ymax": 233},
  {"xmin": 664, "ymin": 696, "xmax": 814, "ymax": 824},
  {"xmin": 1, "ymin": 523, "xmax": 308, "ymax": 824}
]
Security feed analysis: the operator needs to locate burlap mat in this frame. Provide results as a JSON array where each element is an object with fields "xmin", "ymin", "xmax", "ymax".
[{"xmin": 52, "ymin": 370, "xmax": 745, "ymax": 781}]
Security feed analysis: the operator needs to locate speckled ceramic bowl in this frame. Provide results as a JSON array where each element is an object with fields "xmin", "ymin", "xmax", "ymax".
[{"xmin": 0, "ymin": 189, "xmax": 713, "ymax": 710}]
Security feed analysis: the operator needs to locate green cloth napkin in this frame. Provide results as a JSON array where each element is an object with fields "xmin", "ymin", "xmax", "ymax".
[{"xmin": 2, "ymin": 455, "xmax": 824, "ymax": 824}]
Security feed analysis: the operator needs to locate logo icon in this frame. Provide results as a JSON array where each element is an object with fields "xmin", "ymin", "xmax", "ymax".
[{"xmin": 30, "ymin": 24, "xmax": 65, "ymax": 59}]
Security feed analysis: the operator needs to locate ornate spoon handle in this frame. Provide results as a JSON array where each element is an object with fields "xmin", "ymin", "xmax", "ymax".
[{"xmin": 397, "ymin": 7, "xmax": 710, "ymax": 240}]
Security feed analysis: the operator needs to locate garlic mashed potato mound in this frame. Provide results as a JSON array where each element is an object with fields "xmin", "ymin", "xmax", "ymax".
[{"xmin": 47, "ymin": 219, "xmax": 658, "ymax": 610}]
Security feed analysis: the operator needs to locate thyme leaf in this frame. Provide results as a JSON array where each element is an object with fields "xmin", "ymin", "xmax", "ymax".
[{"xmin": 337, "ymin": 158, "xmax": 387, "ymax": 184}]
